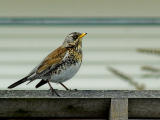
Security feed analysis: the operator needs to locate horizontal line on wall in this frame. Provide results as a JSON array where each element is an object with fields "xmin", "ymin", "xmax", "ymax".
[
  {"xmin": 0, "ymin": 17, "xmax": 160, "ymax": 25},
  {"xmin": 0, "ymin": 47, "xmax": 138, "ymax": 52},
  {"xmin": 0, "ymin": 74, "xmax": 155, "ymax": 79},
  {"xmin": 0, "ymin": 61, "xmax": 160, "ymax": 65}
]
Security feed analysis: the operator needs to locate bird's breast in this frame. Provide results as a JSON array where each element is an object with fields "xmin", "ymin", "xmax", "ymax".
[
  {"xmin": 50, "ymin": 60, "xmax": 81, "ymax": 83},
  {"xmin": 68, "ymin": 48, "xmax": 82, "ymax": 62},
  {"xmin": 41, "ymin": 49, "xmax": 82, "ymax": 83}
]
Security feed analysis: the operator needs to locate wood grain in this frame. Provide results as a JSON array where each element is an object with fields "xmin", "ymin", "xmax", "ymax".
[
  {"xmin": 0, "ymin": 98, "xmax": 110, "ymax": 118},
  {"xmin": 129, "ymin": 98, "xmax": 160, "ymax": 118},
  {"xmin": 0, "ymin": 90, "xmax": 160, "ymax": 118},
  {"xmin": 1, "ymin": 90, "xmax": 160, "ymax": 98},
  {"xmin": 109, "ymin": 98, "xmax": 128, "ymax": 120}
]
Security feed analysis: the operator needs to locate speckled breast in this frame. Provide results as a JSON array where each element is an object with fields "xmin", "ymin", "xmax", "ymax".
[
  {"xmin": 49, "ymin": 50, "xmax": 82, "ymax": 83},
  {"xmin": 50, "ymin": 61, "xmax": 81, "ymax": 83}
]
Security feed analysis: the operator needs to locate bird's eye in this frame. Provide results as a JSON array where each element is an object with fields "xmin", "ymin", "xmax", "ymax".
[{"xmin": 72, "ymin": 35, "xmax": 78, "ymax": 40}]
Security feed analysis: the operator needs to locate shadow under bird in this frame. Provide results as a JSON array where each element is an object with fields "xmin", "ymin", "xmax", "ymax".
[{"xmin": 8, "ymin": 32, "xmax": 87, "ymax": 96}]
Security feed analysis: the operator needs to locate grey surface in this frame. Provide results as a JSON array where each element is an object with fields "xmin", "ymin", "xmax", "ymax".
[
  {"xmin": 1, "ymin": 90, "xmax": 160, "ymax": 98},
  {"xmin": 0, "ymin": 90, "xmax": 160, "ymax": 118},
  {"xmin": 109, "ymin": 98, "xmax": 128, "ymax": 120},
  {"xmin": 129, "ymin": 98, "xmax": 160, "ymax": 118},
  {"xmin": 0, "ymin": 98, "xmax": 110, "ymax": 118}
]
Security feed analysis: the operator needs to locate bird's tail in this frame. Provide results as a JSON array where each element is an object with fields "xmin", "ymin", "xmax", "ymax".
[
  {"xmin": 35, "ymin": 79, "xmax": 47, "ymax": 88},
  {"xmin": 8, "ymin": 76, "xmax": 28, "ymax": 89}
]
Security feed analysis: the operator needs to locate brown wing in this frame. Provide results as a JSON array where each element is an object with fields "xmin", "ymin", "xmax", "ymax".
[{"xmin": 37, "ymin": 46, "xmax": 67, "ymax": 73}]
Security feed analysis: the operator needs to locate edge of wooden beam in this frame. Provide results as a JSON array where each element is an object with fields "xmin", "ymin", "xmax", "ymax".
[{"xmin": 0, "ymin": 90, "xmax": 160, "ymax": 98}]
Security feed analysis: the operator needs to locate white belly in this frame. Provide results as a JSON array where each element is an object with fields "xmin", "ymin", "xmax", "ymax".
[{"xmin": 50, "ymin": 62, "xmax": 81, "ymax": 83}]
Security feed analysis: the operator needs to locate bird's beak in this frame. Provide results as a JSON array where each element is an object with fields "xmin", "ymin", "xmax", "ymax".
[{"xmin": 79, "ymin": 33, "xmax": 87, "ymax": 38}]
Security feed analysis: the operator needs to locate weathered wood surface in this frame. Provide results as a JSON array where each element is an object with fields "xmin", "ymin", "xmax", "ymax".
[
  {"xmin": 0, "ymin": 90, "xmax": 160, "ymax": 98},
  {"xmin": 109, "ymin": 98, "xmax": 128, "ymax": 120},
  {"xmin": 129, "ymin": 98, "xmax": 160, "ymax": 118},
  {"xmin": 0, "ymin": 90, "xmax": 160, "ymax": 118},
  {"xmin": 0, "ymin": 98, "xmax": 110, "ymax": 118}
]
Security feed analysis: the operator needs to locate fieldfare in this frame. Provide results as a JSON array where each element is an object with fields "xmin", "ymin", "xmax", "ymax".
[{"xmin": 8, "ymin": 32, "xmax": 87, "ymax": 96}]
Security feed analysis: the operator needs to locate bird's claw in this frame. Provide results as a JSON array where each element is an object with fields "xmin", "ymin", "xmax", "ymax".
[
  {"xmin": 74, "ymin": 89, "xmax": 78, "ymax": 91},
  {"xmin": 49, "ymin": 88, "xmax": 60, "ymax": 97},
  {"xmin": 66, "ymin": 89, "xmax": 78, "ymax": 91}
]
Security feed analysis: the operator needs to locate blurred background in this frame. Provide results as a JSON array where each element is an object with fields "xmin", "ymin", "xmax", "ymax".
[{"xmin": 1, "ymin": 0, "xmax": 160, "ymax": 90}]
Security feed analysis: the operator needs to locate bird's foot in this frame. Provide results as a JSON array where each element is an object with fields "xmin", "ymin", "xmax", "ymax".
[
  {"xmin": 74, "ymin": 89, "xmax": 78, "ymax": 91},
  {"xmin": 66, "ymin": 89, "xmax": 78, "ymax": 91},
  {"xmin": 49, "ymin": 88, "xmax": 60, "ymax": 97}
]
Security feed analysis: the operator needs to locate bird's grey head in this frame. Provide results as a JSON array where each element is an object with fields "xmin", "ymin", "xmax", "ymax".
[{"xmin": 63, "ymin": 32, "xmax": 87, "ymax": 48}]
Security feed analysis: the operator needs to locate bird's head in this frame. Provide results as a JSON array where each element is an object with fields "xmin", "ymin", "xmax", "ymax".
[{"xmin": 63, "ymin": 32, "xmax": 87, "ymax": 48}]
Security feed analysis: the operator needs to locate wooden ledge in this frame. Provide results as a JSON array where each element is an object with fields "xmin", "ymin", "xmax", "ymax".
[
  {"xmin": 0, "ymin": 90, "xmax": 160, "ymax": 119},
  {"xmin": 0, "ymin": 90, "xmax": 160, "ymax": 98}
]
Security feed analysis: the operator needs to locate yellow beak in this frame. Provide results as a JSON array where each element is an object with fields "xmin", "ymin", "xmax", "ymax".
[{"xmin": 79, "ymin": 33, "xmax": 87, "ymax": 38}]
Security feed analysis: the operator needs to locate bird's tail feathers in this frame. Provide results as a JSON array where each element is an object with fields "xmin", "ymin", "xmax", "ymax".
[
  {"xmin": 8, "ymin": 76, "xmax": 28, "ymax": 89},
  {"xmin": 35, "ymin": 79, "xmax": 47, "ymax": 88}
]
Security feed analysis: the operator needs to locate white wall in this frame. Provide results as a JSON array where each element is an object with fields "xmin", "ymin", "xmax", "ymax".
[{"xmin": 1, "ymin": 26, "xmax": 160, "ymax": 90}]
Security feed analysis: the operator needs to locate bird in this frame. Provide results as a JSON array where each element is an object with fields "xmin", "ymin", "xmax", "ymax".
[{"xmin": 8, "ymin": 32, "xmax": 87, "ymax": 96}]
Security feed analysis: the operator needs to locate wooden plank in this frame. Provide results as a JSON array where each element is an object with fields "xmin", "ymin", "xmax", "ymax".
[
  {"xmin": 129, "ymin": 98, "xmax": 160, "ymax": 118},
  {"xmin": 0, "ymin": 98, "xmax": 110, "ymax": 118},
  {"xmin": 103, "ymin": 90, "xmax": 160, "ymax": 98},
  {"xmin": 0, "ymin": 119, "xmax": 106, "ymax": 120},
  {"xmin": 1, "ymin": 90, "xmax": 160, "ymax": 98},
  {"xmin": 109, "ymin": 98, "xmax": 128, "ymax": 120},
  {"xmin": 129, "ymin": 119, "xmax": 158, "ymax": 120},
  {"xmin": 2, "ymin": 119, "xmax": 106, "ymax": 120},
  {"xmin": 0, "ymin": 90, "xmax": 160, "ymax": 118}
]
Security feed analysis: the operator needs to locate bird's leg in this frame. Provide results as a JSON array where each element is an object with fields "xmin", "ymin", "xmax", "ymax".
[
  {"xmin": 59, "ymin": 82, "xmax": 77, "ymax": 91},
  {"xmin": 48, "ymin": 81, "xmax": 60, "ymax": 97},
  {"xmin": 59, "ymin": 82, "xmax": 70, "ymax": 91}
]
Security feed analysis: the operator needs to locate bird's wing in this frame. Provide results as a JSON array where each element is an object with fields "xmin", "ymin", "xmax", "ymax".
[{"xmin": 37, "ymin": 46, "xmax": 67, "ymax": 74}]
